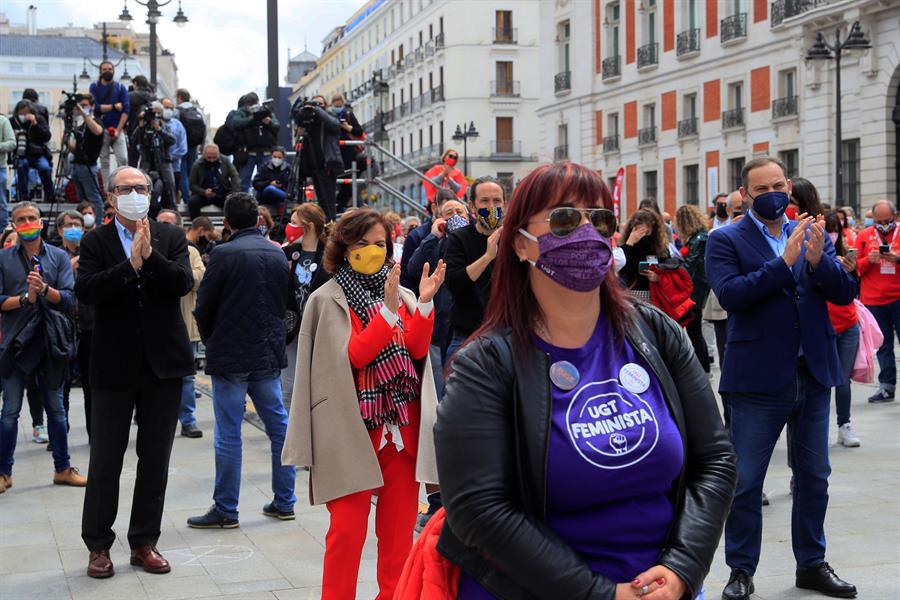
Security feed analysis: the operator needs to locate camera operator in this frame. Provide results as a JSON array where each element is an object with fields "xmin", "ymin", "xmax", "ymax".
[
  {"xmin": 127, "ymin": 76, "xmax": 156, "ymax": 167},
  {"xmin": 332, "ymin": 94, "xmax": 365, "ymax": 214},
  {"xmin": 11, "ymin": 99, "xmax": 54, "ymax": 203},
  {"xmin": 175, "ymin": 89, "xmax": 206, "ymax": 203},
  {"xmin": 291, "ymin": 94, "xmax": 342, "ymax": 222},
  {"xmin": 136, "ymin": 102, "xmax": 176, "ymax": 216},
  {"xmin": 67, "ymin": 95, "xmax": 105, "ymax": 217},
  {"xmin": 231, "ymin": 92, "xmax": 280, "ymax": 192},
  {"xmin": 89, "ymin": 61, "xmax": 130, "ymax": 183},
  {"xmin": 0, "ymin": 113, "xmax": 15, "ymax": 229},
  {"xmin": 161, "ymin": 98, "xmax": 188, "ymax": 203},
  {"xmin": 188, "ymin": 144, "xmax": 241, "ymax": 220},
  {"xmin": 22, "ymin": 89, "xmax": 50, "ymax": 125},
  {"xmin": 251, "ymin": 146, "xmax": 291, "ymax": 212}
]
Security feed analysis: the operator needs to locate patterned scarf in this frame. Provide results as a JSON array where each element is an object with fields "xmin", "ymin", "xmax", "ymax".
[{"xmin": 334, "ymin": 263, "xmax": 420, "ymax": 430}]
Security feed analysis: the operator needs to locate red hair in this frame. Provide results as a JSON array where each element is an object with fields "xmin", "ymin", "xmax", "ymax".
[{"xmin": 473, "ymin": 162, "xmax": 633, "ymax": 350}]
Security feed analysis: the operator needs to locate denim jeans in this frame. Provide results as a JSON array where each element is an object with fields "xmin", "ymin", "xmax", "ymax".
[
  {"xmin": 724, "ymin": 361, "xmax": 831, "ymax": 575},
  {"xmin": 429, "ymin": 344, "xmax": 444, "ymax": 401},
  {"xmin": 16, "ymin": 155, "xmax": 54, "ymax": 202},
  {"xmin": 0, "ymin": 167, "xmax": 8, "ymax": 230},
  {"xmin": 445, "ymin": 333, "xmax": 468, "ymax": 364},
  {"xmin": 280, "ymin": 339, "xmax": 298, "ymax": 413},
  {"xmin": 258, "ymin": 184, "xmax": 287, "ymax": 208},
  {"xmin": 211, "ymin": 370, "xmax": 295, "ymax": 519},
  {"xmin": 834, "ymin": 324, "xmax": 860, "ymax": 427},
  {"xmin": 178, "ymin": 147, "xmax": 197, "ymax": 203},
  {"xmin": 99, "ymin": 129, "xmax": 128, "ymax": 183},
  {"xmin": 180, "ymin": 342, "xmax": 199, "ymax": 427},
  {"xmin": 71, "ymin": 163, "xmax": 104, "ymax": 217},
  {"xmin": 0, "ymin": 373, "xmax": 70, "ymax": 474},
  {"xmin": 865, "ymin": 299, "xmax": 900, "ymax": 392},
  {"xmin": 239, "ymin": 153, "xmax": 269, "ymax": 192}
]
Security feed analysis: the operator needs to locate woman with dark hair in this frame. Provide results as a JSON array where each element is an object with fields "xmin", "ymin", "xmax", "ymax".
[
  {"xmin": 835, "ymin": 207, "xmax": 856, "ymax": 247},
  {"xmin": 434, "ymin": 162, "xmax": 736, "ymax": 600},
  {"xmin": 824, "ymin": 210, "xmax": 863, "ymax": 447},
  {"xmin": 790, "ymin": 176, "xmax": 826, "ymax": 218},
  {"xmin": 281, "ymin": 208, "xmax": 446, "ymax": 600},
  {"xmin": 620, "ymin": 209, "xmax": 671, "ymax": 299},
  {"xmin": 676, "ymin": 204, "xmax": 712, "ymax": 373}
]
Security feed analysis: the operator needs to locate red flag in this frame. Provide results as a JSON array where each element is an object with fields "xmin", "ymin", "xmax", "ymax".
[{"xmin": 611, "ymin": 167, "xmax": 625, "ymax": 220}]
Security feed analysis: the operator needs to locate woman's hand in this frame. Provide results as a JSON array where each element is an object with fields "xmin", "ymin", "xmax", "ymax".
[
  {"xmin": 627, "ymin": 224, "xmax": 649, "ymax": 246},
  {"xmin": 384, "ymin": 263, "xmax": 401, "ymax": 314},
  {"xmin": 641, "ymin": 267, "xmax": 659, "ymax": 283},
  {"xmin": 418, "ymin": 259, "xmax": 446, "ymax": 304},
  {"xmin": 839, "ymin": 254, "xmax": 857, "ymax": 273},
  {"xmin": 631, "ymin": 565, "xmax": 687, "ymax": 600}
]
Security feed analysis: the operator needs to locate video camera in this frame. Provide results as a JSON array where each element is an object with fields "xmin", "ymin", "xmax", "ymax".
[
  {"xmin": 248, "ymin": 98, "xmax": 275, "ymax": 121},
  {"xmin": 290, "ymin": 97, "xmax": 320, "ymax": 130},
  {"xmin": 59, "ymin": 90, "xmax": 90, "ymax": 132}
]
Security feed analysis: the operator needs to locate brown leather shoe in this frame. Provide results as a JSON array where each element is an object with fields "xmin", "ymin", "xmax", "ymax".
[
  {"xmin": 0, "ymin": 473, "xmax": 11, "ymax": 493},
  {"xmin": 87, "ymin": 550, "xmax": 114, "ymax": 578},
  {"xmin": 53, "ymin": 467, "xmax": 87, "ymax": 487},
  {"xmin": 130, "ymin": 545, "xmax": 171, "ymax": 574}
]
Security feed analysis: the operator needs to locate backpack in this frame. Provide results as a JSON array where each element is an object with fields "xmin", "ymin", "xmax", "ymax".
[
  {"xmin": 213, "ymin": 120, "xmax": 238, "ymax": 156},
  {"xmin": 179, "ymin": 105, "xmax": 207, "ymax": 147}
]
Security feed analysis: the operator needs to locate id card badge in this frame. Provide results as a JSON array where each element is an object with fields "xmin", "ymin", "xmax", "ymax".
[{"xmin": 881, "ymin": 260, "xmax": 896, "ymax": 275}]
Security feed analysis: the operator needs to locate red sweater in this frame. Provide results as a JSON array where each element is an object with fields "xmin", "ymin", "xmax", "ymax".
[
  {"xmin": 855, "ymin": 227, "xmax": 900, "ymax": 306},
  {"xmin": 827, "ymin": 302, "xmax": 858, "ymax": 334},
  {"xmin": 348, "ymin": 304, "xmax": 434, "ymax": 369}
]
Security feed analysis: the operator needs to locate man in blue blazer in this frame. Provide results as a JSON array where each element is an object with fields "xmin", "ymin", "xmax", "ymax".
[{"xmin": 706, "ymin": 157, "xmax": 858, "ymax": 600}]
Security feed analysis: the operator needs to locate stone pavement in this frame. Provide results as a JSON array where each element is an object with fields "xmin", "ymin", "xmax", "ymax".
[{"xmin": 1, "ymin": 373, "xmax": 898, "ymax": 600}]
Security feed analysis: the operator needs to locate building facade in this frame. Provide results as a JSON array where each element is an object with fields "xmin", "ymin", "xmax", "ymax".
[
  {"xmin": 291, "ymin": 0, "xmax": 542, "ymax": 212},
  {"xmin": 537, "ymin": 0, "xmax": 900, "ymax": 219}
]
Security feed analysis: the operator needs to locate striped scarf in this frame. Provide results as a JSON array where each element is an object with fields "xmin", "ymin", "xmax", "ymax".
[{"xmin": 334, "ymin": 263, "xmax": 420, "ymax": 430}]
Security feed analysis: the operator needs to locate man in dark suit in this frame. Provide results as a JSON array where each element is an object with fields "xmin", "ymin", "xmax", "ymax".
[
  {"xmin": 706, "ymin": 157, "xmax": 858, "ymax": 600},
  {"xmin": 76, "ymin": 166, "xmax": 194, "ymax": 579}
]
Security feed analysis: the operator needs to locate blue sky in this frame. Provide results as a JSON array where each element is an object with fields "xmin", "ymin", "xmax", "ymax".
[{"xmin": 3, "ymin": 0, "xmax": 368, "ymax": 122}]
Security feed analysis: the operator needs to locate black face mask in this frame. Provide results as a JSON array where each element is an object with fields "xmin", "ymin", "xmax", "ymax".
[
  {"xmin": 716, "ymin": 204, "xmax": 729, "ymax": 219},
  {"xmin": 101, "ymin": 72, "xmax": 114, "ymax": 82},
  {"xmin": 206, "ymin": 159, "xmax": 219, "ymax": 166}
]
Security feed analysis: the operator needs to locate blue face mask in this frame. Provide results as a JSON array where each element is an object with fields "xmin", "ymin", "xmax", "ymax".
[
  {"xmin": 63, "ymin": 227, "xmax": 83, "ymax": 244},
  {"xmin": 864, "ymin": 217, "xmax": 874, "ymax": 228},
  {"xmin": 332, "ymin": 106, "xmax": 345, "ymax": 117},
  {"xmin": 446, "ymin": 214, "xmax": 468, "ymax": 232},
  {"xmin": 749, "ymin": 191, "xmax": 790, "ymax": 221}
]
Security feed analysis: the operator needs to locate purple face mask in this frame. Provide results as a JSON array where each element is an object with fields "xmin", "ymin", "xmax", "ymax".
[{"xmin": 519, "ymin": 223, "xmax": 613, "ymax": 292}]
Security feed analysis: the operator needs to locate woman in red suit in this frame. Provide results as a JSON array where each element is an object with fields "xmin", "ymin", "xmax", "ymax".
[{"xmin": 423, "ymin": 149, "xmax": 467, "ymax": 206}]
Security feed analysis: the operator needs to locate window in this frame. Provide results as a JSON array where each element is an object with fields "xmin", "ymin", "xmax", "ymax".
[
  {"xmin": 644, "ymin": 0, "xmax": 657, "ymax": 45},
  {"xmin": 608, "ymin": 112, "xmax": 619, "ymax": 136},
  {"xmin": 684, "ymin": 0, "xmax": 698, "ymax": 29},
  {"xmin": 779, "ymin": 68, "xmax": 796, "ymax": 99},
  {"xmin": 429, "ymin": 125, "xmax": 434, "ymax": 145},
  {"xmin": 558, "ymin": 21, "xmax": 571, "ymax": 73},
  {"xmin": 496, "ymin": 117, "xmax": 514, "ymax": 153},
  {"xmin": 35, "ymin": 63, "xmax": 49, "ymax": 73},
  {"xmin": 419, "ymin": 77, "xmax": 424, "ymax": 96},
  {"xmin": 779, "ymin": 149, "xmax": 799, "ymax": 179},
  {"xmin": 729, "ymin": 0, "xmax": 746, "ymax": 16},
  {"xmin": 842, "ymin": 139, "xmax": 861, "ymax": 211},
  {"xmin": 728, "ymin": 157, "xmax": 746, "ymax": 192},
  {"xmin": 496, "ymin": 61, "xmax": 513, "ymax": 95},
  {"xmin": 644, "ymin": 171, "xmax": 658, "ymax": 203},
  {"xmin": 607, "ymin": 3, "xmax": 621, "ymax": 58},
  {"xmin": 400, "ymin": 138, "xmax": 404, "ymax": 154},
  {"xmin": 684, "ymin": 165, "xmax": 700, "ymax": 205},
  {"xmin": 440, "ymin": 17, "xmax": 444, "ymax": 34},
  {"xmin": 419, "ymin": 31, "xmax": 423, "ymax": 47},
  {"xmin": 429, "ymin": 24, "xmax": 433, "ymax": 39},
  {"xmin": 558, "ymin": 124, "xmax": 568, "ymax": 147},
  {"xmin": 684, "ymin": 93, "xmax": 697, "ymax": 118},
  {"xmin": 608, "ymin": 176, "xmax": 618, "ymax": 195},
  {"xmin": 728, "ymin": 82, "xmax": 743, "ymax": 110},
  {"xmin": 497, "ymin": 172, "xmax": 514, "ymax": 196},
  {"xmin": 643, "ymin": 103, "xmax": 656, "ymax": 128},
  {"xmin": 419, "ymin": 129, "xmax": 423, "ymax": 149},
  {"xmin": 440, "ymin": 120, "xmax": 444, "ymax": 144},
  {"xmin": 496, "ymin": 10, "xmax": 513, "ymax": 42},
  {"xmin": 9, "ymin": 63, "xmax": 23, "ymax": 72}
]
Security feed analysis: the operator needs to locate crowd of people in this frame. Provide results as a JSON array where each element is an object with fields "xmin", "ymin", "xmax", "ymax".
[{"xmin": 1, "ymin": 86, "xmax": 896, "ymax": 600}]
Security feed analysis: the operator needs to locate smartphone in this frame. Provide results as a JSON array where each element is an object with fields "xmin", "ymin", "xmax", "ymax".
[
  {"xmin": 880, "ymin": 244, "xmax": 890, "ymax": 254},
  {"xmin": 846, "ymin": 248, "xmax": 858, "ymax": 260},
  {"xmin": 32, "ymin": 256, "xmax": 42, "ymax": 274},
  {"xmin": 638, "ymin": 261, "xmax": 651, "ymax": 272}
]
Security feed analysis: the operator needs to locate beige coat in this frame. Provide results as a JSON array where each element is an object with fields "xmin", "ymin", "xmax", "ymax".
[
  {"xmin": 281, "ymin": 278, "xmax": 439, "ymax": 505},
  {"xmin": 180, "ymin": 246, "xmax": 205, "ymax": 342}
]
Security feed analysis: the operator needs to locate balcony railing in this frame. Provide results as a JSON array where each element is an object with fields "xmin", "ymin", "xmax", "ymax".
[
  {"xmin": 638, "ymin": 126, "xmax": 657, "ymax": 145},
  {"xmin": 415, "ymin": 47, "xmax": 425, "ymax": 63},
  {"xmin": 431, "ymin": 84, "xmax": 445, "ymax": 103},
  {"xmin": 602, "ymin": 55, "xmax": 621, "ymax": 80},
  {"xmin": 491, "ymin": 80, "xmax": 520, "ymax": 97},
  {"xmin": 722, "ymin": 107, "xmax": 745, "ymax": 129},
  {"xmin": 403, "ymin": 54, "xmax": 415, "ymax": 68},
  {"xmin": 435, "ymin": 32, "xmax": 445, "ymax": 49},
  {"xmin": 553, "ymin": 145, "xmax": 569, "ymax": 161},
  {"xmin": 554, "ymin": 70, "xmax": 571, "ymax": 93},
  {"xmin": 677, "ymin": 29, "xmax": 701, "ymax": 56},
  {"xmin": 771, "ymin": 0, "xmax": 785, "ymax": 25},
  {"xmin": 425, "ymin": 41, "xmax": 435, "ymax": 56},
  {"xmin": 411, "ymin": 95, "xmax": 422, "ymax": 113},
  {"xmin": 637, "ymin": 43, "xmax": 659, "ymax": 68},
  {"xmin": 493, "ymin": 27, "xmax": 517, "ymax": 44},
  {"xmin": 379, "ymin": 109, "xmax": 394, "ymax": 126},
  {"xmin": 721, "ymin": 13, "xmax": 748, "ymax": 43},
  {"xmin": 677, "ymin": 117, "xmax": 698, "ymax": 138},
  {"xmin": 603, "ymin": 135, "xmax": 619, "ymax": 153},
  {"xmin": 772, "ymin": 95, "xmax": 798, "ymax": 119},
  {"xmin": 491, "ymin": 139, "xmax": 522, "ymax": 156}
]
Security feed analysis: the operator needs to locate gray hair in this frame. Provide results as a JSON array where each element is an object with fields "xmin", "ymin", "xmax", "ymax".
[
  {"xmin": 157, "ymin": 209, "xmax": 183, "ymax": 227},
  {"xmin": 55, "ymin": 210, "xmax": 84, "ymax": 230},
  {"xmin": 872, "ymin": 199, "xmax": 896, "ymax": 216},
  {"xmin": 203, "ymin": 143, "xmax": 220, "ymax": 153},
  {"xmin": 10, "ymin": 201, "xmax": 41, "ymax": 221},
  {"xmin": 107, "ymin": 166, "xmax": 153, "ymax": 193}
]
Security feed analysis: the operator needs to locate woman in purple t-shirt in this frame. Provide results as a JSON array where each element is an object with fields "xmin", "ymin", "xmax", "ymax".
[{"xmin": 435, "ymin": 162, "xmax": 737, "ymax": 600}]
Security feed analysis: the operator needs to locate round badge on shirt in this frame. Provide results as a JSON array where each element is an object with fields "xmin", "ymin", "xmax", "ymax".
[{"xmin": 618, "ymin": 363, "xmax": 650, "ymax": 394}]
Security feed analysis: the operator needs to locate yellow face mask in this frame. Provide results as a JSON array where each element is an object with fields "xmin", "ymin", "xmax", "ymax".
[{"xmin": 348, "ymin": 244, "xmax": 387, "ymax": 275}]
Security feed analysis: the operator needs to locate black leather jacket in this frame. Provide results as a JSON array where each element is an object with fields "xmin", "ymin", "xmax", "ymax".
[{"xmin": 435, "ymin": 301, "xmax": 737, "ymax": 600}]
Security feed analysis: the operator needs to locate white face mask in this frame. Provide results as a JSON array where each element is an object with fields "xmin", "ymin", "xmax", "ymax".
[
  {"xmin": 613, "ymin": 246, "xmax": 627, "ymax": 273},
  {"xmin": 83, "ymin": 213, "xmax": 96, "ymax": 228},
  {"xmin": 162, "ymin": 108, "xmax": 174, "ymax": 121},
  {"xmin": 271, "ymin": 157, "xmax": 284, "ymax": 168},
  {"xmin": 116, "ymin": 190, "xmax": 151, "ymax": 221}
]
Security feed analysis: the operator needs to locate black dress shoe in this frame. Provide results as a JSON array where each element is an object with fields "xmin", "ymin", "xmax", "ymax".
[
  {"xmin": 723, "ymin": 569, "xmax": 754, "ymax": 600},
  {"xmin": 181, "ymin": 423, "xmax": 203, "ymax": 438},
  {"xmin": 796, "ymin": 563, "xmax": 857, "ymax": 598}
]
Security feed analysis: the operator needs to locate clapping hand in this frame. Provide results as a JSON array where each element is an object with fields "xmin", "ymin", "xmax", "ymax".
[
  {"xmin": 130, "ymin": 218, "xmax": 152, "ymax": 270},
  {"xmin": 782, "ymin": 216, "xmax": 814, "ymax": 267},
  {"xmin": 26, "ymin": 266, "xmax": 44, "ymax": 303},
  {"xmin": 804, "ymin": 215, "xmax": 826, "ymax": 268},
  {"xmin": 418, "ymin": 260, "xmax": 446, "ymax": 304},
  {"xmin": 383, "ymin": 263, "xmax": 401, "ymax": 314}
]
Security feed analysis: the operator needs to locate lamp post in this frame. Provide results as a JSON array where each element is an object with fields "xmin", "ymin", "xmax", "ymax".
[
  {"xmin": 805, "ymin": 21, "xmax": 871, "ymax": 210},
  {"xmin": 119, "ymin": 0, "xmax": 188, "ymax": 90},
  {"xmin": 451, "ymin": 121, "xmax": 479, "ymax": 178}
]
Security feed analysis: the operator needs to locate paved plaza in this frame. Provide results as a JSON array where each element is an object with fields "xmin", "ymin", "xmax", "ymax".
[{"xmin": 1, "ymin": 371, "xmax": 898, "ymax": 600}]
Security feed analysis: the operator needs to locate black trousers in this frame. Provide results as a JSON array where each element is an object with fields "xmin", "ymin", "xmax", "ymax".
[
  {"xmin": 63, "ymin": 330, "xmax": 94, "ymax": 440},
  {"xmin": 81, "ymin": 369, "xmax": 181, "ymax": 551},
  {"xmin": 685, "ymin": 308, "xmax": 711, "ymax": 373},
  {"xmin": 311, "ymin": 172, "xmax": 337, "ymax": 223},
  {"xmin": 188, "ymin": 193, "xmax": 226, "ymax": 220}
]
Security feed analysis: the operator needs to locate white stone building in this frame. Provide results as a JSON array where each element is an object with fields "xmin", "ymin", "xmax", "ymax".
[{"xmin": 537, "ymin": 0, "xmax": 900, "ymax": 219}]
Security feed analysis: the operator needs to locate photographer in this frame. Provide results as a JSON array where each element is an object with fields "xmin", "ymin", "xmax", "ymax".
[
  {"xmin": 161, "ymin": 98, "xmax": 188, "ymax": 203},
  {"xmin": 231, "ymin": 92, "xmax": 280, "ymax": 192},
  {"xmin": 176, "ymin": 89, "xmax": 206, "ymax": 203},
  {"xmin": 291, "ymin": 94, "xmax": 342, "ymax": 222},
  {"xmin": 67, "ymin": 94, "xmax": 105, "ymax": 217},
  {"xmin": 332, "ymin": 94, "xmax": 364, "ymax": 214},
  {"xmin": 22, "ymin": 89, "xmax": 50, "ymax": 125},
  {"xmin": 135, "ymin": 102, "xmax": 177, "ymax": 215},
  {"xmin": 89, "ymin": 62, "xmax": 130, "ymax": 182},
  {"xmin": 127, "ymin": 76, "xmax": 156, "ymax": 167},
  {"xmin": 188, "ymin": 144, "xmax": 241, "ymax": 220},
  {"xmin": 0, "ymin": 113, "xmax": 14, "ymax": 229},
  {"xmin": 251, "ymin": 146, "xmax": 290, "ymax": 211},
  {"xmin": 11, "ymin": 99, "xmax": 54, "ymax": 203}
]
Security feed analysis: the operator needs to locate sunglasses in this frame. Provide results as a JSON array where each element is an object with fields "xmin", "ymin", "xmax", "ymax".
[
  {"xmin": 545, "ymin": 207, "xmax": 617, "ymax": 238},
  {"xmin": 446, "ymin": 154, "xmax": 458, "ymax": 159},
  {"xmin": 114, "ymin": 184, "xmax": 150, "ymax": 195}
]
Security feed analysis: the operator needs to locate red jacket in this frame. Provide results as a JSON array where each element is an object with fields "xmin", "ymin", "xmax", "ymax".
[
  {"xmin": 395, "ymin": 509, "xmax": 460, "ymax": 600},
  {"xmin": 650, "ymin": 266, "xmax": 695, "ymax": 326},
  {"xmin": 423, "ymin": 164, "xmax": 467, "ymax": 204},
  {"xmin": 854, "ymin": 226, "xmax": 900, "ymax": 306}
]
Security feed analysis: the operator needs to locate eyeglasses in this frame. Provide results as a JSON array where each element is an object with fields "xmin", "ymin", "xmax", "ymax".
[
  {"xmin": 113, "ymin": 184, "xmax": 150, "ymax": 195},
  {"xmin": 545, "ymin": 207, "xmax": 617, "ymax": 238},
  {"xmin": 446, "ymin": 154, "xmax": 458, "ymax": 159}
]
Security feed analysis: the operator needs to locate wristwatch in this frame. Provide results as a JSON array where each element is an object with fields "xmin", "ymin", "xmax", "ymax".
[
  {"xmin": 40, "ymin": 283, "xmax": 49, "ymax": 297},
  {"xmin": 19, "ymin": 293, "xmax": 30, "ymax": 307}
]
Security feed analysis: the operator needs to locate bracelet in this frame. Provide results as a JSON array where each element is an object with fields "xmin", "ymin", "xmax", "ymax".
[
  {"xmin": 40, "ymin": 283, "xmax": 49, "ymax": 297},
  {"xmin": 19, "ymin": 293, "xmax": 29, "ymax": 307}
]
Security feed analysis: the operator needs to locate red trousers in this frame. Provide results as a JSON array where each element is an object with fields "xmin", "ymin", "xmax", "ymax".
[{"xmin": 322, "ymin": 416, "xmax": 420, "ymax": 600}]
